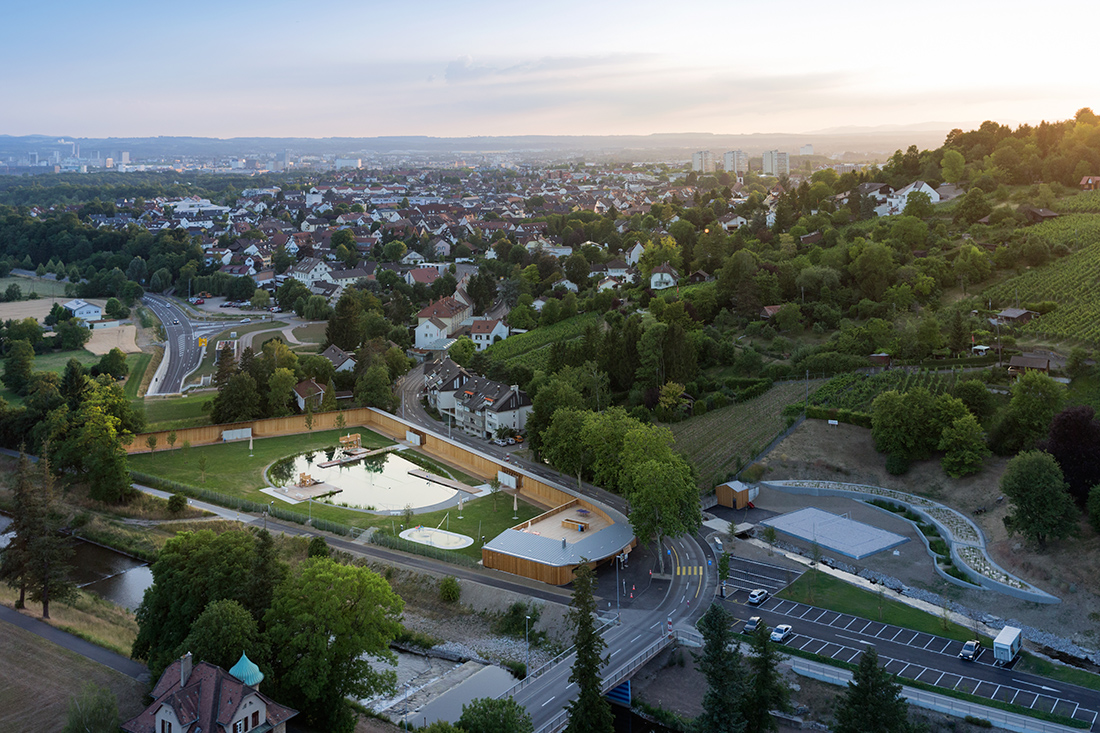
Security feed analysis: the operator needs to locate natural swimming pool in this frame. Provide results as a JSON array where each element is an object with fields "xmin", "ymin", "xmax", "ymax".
[{"xmin": 267, "ymin": 449, "xmax": 462, "ymax": 512}]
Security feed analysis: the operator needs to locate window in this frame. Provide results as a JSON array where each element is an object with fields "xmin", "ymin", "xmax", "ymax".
[
  {"xmin": 234, "ymin": 721, "xmax": 244, "ymax": 733},
  {"xmin": 160, "ymin": 722, "xmax": 172, "ymax": 733},
  {"xmin": 252, "ymin": 711, "xmax": 260, "ymax": 727}
]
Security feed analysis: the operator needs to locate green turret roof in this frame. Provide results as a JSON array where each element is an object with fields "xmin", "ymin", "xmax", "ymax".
[{"xmin": 229, "ymin": 652, "xmax": 264, "ymax": 687}]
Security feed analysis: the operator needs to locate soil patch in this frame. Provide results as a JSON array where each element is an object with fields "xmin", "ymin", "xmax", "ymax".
[
  {"xmin": 0, "ymin": 297, "xmax": 106, "ymax": 322},
  {"xmin": 760, "ymin": 418, "xmax": 1100, "ymax": 651},
  {"xmin": 86, "ymin": 324, "xmax": 140, "ymax": 354}
]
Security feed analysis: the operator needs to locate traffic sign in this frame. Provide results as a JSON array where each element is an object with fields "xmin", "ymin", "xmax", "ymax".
[{"xmin": 198, "ymin": 338, "xmax": 207, "ymax": 347}]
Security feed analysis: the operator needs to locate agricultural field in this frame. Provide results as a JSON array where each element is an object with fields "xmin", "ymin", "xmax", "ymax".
[
  {"xmin": 0, "ymin": 274, "xmax": 70, "ymax": 298},
  {"xmin": 807, "ymin": 369, "xmax": 962, "ymax": 413},
  {"xmin": 483, "ymin": 311, "xmax": 599, "ymax": 371},
  {"xmin": 1013, "ymin": 213, "xmax": 1100, "ymax": 251},
  {"xmin": 0, "ymin": 295, "xmax": 104, "ymax": 322},
  {"xmin": 1053, "ymin": 190, "xmax": 1100, "ymax": 214},
  {"xmin": 983, "ymin": 234, "xmax": 1100, "ymax": 343},
  {"xmin": 671, "ymin": 379, "xmax": 821, "ymax": 488}
]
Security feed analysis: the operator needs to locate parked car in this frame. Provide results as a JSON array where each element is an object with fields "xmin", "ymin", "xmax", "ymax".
[
  {"xmin": 241, "ymin": 318, "xmax": 251, "ymax": 323},
  {"xmin": 194, "ymin": 298, "xmax": 204, "ymax": 305},
  {"xmin": 743, "ymin": 616, "xmax": 762, "ymax": 634},
  {"xmin": 514, "ymin": 435, "xmax": 524, "ymax": 443},
  {"xmin": 748, "ymin": 589, "xmax": 769, "ymax": 606},
  {"xmin": 507, "ymin": 437, "xmax": 516, "ymax": 445},
  {"xmin": 770, "ymin": 624, "xmax": 792, "ymax": 643},
  {"xmin": 959, "ymin": 640, "xmax": 981, "ymax": 661}
]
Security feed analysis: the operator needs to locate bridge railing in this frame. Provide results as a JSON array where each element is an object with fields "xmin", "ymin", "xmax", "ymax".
[{"xmin": 498, "ymin": 616, "xmax": 619, "ymax": 700}]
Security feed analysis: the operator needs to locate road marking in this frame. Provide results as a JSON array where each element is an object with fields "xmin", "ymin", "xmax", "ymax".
[
  {"xmin": 1012, "ymin": 679, "xmax": 1061, "ymax": 693},
  {"xmin": 837, "ymin": 634, "xmax": 872, "ymax": 646},
  {"xmin": 890, "ymin": 629, "xmax": 903, "ymax": 641},
  {"xmin": 610, "ymin": 650, "xmax": 620, "ymax": 657},
  {"xmin": 933, "ymin": 672, "xmax": 944, "ymax": 686},
  {"xmin": 541, "ymin": 697, "xmax": 556, "ymax": 706},
  {"xmin": 630, "ymin": 635, "xmax": 641, "ymax": 643},
  {"xmin": 567, "ymin": 683, "xmax": 575, "ymax": 689}
]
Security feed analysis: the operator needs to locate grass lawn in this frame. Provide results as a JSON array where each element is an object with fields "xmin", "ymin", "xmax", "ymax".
[
  {"xmin": 128, "ymin": 429, "xmax": 542, "ymax": 558},
  {"xmin": 779, "ymin": 570, "xmax": 978, "ymax": 642},
  {"xmin": 122, "ymin": 352, "xmax": 152, "ymax": 400},
  {"xmin": 140, "ymin": 393, "xmax": 214, "ymax": 430},
  {"xmin": 292, "ymin": 322, "xmax": 328, "ymax": 344},
  {"xmin": 0, "ymin": 620, "xmax": 147, "ymax": 732},
  {"xmin": 1, "ymin": 348, "xmax": 103, "ymax": 406}
]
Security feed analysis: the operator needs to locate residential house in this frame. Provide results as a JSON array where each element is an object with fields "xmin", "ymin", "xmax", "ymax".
[
  {"xmin": 121, "ymin": 652, "xmax": 296, "ymax": 733},
  {"xmin": 597, "ymin": 276, "xmax": 619, "ymax": 292},
  {"xmin": 414, "ymin": 296, "xmax": 471, "ymax": 349},
  {"xmin": 402, "ymin": 250, "xmax": 427, "ymax": 266},
  {"xmin": 649, "ymin": 263, "xmax": 679, "ymax": 290},
  {"xmin": 1081, "ymin": 175, "xmax": 1100, "ymax": 191},
  {"xmin": 1008, "ymin": 354, "xmax": 1050, "ymax": 375},
  {"xmin": 884, "ymin": 180, "xmax": 940, "ymax": 215},
  {"xmin": 63, "ymin": 299, "xmax": 102, "ymax": 323},
  {"xmin": 760, "ymin": 305, "xmax": 783, "ymax": 319},
  {"xmin": 293, "ymin": 378, "xmax": 325, "ymax": 411},
  {"xmin": 405, "ymin": 267, "xmax": 440, "ymax": 287},
  {"xmin": 424, "ymin": 358, "xmax": 532, "ymax": 438},
  {"xmin": 469, "ymin": 318, "xmax": 509, "ymax": 351},
  {"xmin": 625, "ymin": 242, "xmax": 646, "ymax": 266},
  {"xmin": 320, "ymin": 344, "xmax": 357, "ymax": 372},
  {"xmin": 287, "ymin": 257, "xmax": 332, "ymax": 287}
]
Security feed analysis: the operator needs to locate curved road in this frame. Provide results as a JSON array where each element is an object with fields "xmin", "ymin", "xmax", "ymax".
[{"xmin": 142, "ymin": 295, "xmax": 220, "ymax": 395}]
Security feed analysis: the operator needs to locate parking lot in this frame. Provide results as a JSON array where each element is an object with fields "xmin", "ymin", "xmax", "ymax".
[
  {"xmin": 722, "ymin": 555, "xmax": 803, "ymax": 596},
  {"xmin": 748, "ymin": 597, "xmax": 1099, "ymax": 728}
]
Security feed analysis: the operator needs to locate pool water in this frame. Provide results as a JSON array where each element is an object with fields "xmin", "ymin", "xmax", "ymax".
[{"xmin": 268, "ymin": 450, "xmax": 461, "ymax": 512}]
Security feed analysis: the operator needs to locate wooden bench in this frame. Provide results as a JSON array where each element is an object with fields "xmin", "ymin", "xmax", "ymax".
[{"xmin": 562, "ymin": 518, "xmax": 590, "ymax": 532}]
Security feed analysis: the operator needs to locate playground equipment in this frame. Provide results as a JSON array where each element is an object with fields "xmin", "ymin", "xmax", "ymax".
[
  {"xmin": 297, "ymin": 473, "xmax": 320, "ymax": 487},
  {"xmin": 339, "ymin": 433, "xmax": 362, "ymax": 451}
]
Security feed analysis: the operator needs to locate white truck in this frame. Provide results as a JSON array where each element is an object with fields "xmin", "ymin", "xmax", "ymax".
[{"xmin": 993, "ymin": 626, "xmax": 1022, "ymax": 666}]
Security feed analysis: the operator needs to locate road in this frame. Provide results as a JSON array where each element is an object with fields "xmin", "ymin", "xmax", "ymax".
[
  {"xmin": 141, "ymin": 294, "xmax": 225, "ymax": 394},
  {"xmin": 396, "ymin": 369, "xmax": 708, "ymax": 728}
]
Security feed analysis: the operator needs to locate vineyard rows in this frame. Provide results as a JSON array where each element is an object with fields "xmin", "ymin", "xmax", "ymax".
[
  {"xmin": 983, "ymin": 234, "xmax": 1100, "ymax": 343},
  {"xmin": 1054, "ymin": 191, "xmax": 1100, "ymax": 214},
  {"xmin": 671, "ymin": 380, "xmax": 821, "ymax": 487},
  {"xmin": 483, "ymin": 311, "xmax": 599, "ymax": 367},
  {"xmin": 808, "ymin": 369, "xmax": 959, "ymax": 412},
  {"xmin": 1015, "ymin": 213, "xmax": 1100, "ymax": 251}
]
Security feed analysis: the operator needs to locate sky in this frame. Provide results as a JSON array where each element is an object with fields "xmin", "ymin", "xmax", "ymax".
[{"xmin": 1, "ymin": 0, "xmax": 1093, "ymax": 139}]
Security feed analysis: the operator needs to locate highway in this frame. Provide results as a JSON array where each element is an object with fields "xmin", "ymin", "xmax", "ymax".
[{"xmin": 141, "ymin": 294, "xmax": 225, "ymax": 394}]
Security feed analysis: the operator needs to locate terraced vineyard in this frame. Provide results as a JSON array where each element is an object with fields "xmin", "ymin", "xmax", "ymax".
[
  {"xmin": 1054, "ymin": 191, "xmax": 1100, "ymax": 214},
  {"xmin": 983, "ymin": 234, "xmax": 1100, "ymax": 343},
  {"xmin": 671, "ymin": 379, "xmax": 822, "ymax": 488},
  {"xmin": 1014, "ymin": 213, "xmax": 1100, "ymax": 251},
  {"xmin": 483, "ymin": 311, "xmax": 600, "ymax": 371},
  {"xmin": 807, "ymin": 369, "xmax": 959, "ymax": 412}
]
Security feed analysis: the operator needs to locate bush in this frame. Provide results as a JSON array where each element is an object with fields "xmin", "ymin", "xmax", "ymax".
[
  {"xmin": 741, "ymin": 463, "xmax": 766, "ymax": 483},
  {"xmin": 166, "ymin": 493, "xmax": 186, "ymax": 514},
  {"xmin": 885, "ymin": 453, "xmax": 911, "ymax": 475},
  {"xmin": 501, "ymin": 660, "xmax": 527, "ymax": 679},
  {"xmin": 440, "ymin": 575, "xmax": 461, "ymax": 603},
  {"xmin": 494, "ymin": 601, "xmax": 545, "ymax": 645},
  {"xmin": 965, "ymin": 715, "xmax": 994, "ymax": 728},
  {"xmin": 307, "ymin": 536, "xmax": 331, "ymax": 558},
  {"xmin": 1087, "ymin": 485, "xmax": 1100, "ymax": 534}
]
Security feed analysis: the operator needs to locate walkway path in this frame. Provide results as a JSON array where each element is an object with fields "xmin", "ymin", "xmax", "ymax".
[
  {"xmin": 761, "ymin": 479, "xmax": 1058, "ymax": 603},
  {"xmin": 0, "ymin": 605, "xmax": 149, "ymax": 683}
]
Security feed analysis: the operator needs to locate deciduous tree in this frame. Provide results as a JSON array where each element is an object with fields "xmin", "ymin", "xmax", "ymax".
[
  {"xmin": 1002, "ymin": 450, "xmax": 1079, "ymax": 548},
  {"xmin": 265, "ymin": 558, "xmax": 404, "ymax": 733},
  {"xmin": 458, "ymin": 697, "xmax": 534, "ymax": 733}
]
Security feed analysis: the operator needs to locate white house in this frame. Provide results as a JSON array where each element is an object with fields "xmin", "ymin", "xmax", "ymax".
[
  {"xmin": 415, "ymin": 318, "xmax": 450, "ymax": 350},
  {"xmin": 320, "ymin": 344, "xmax": 356, "ymax": 372},
  {"xmin": 63, "ymin": 299, "xmax": 102, "ymax": 323},
  {"xmin": 625, "ymin": 242, "xmax": 646, "ymax": 266},
  {"xmin": 401, "ymin": 250, "xmax": 427, "ymax": 266},
  {"xmin": 287, "ymin": 257, "xmax": 332, "ymax": 287},
  {"xmin": 649, "ymin": 264, "xmax": 679, "ymax": 290},
  {"xmin": 469, "ymin": 318, "xmax": 509, "ymax": 351},
  {"xmin": 885, "ymin": 180, "xmax": 940, "ymax": 216}
]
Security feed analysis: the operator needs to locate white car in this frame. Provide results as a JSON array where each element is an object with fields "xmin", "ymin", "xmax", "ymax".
[
  {"xmin": 748, "ymin": 589, "xmax": 769, "ymax": 606},
  {"xmin": 770, "ymin": 624, "xmax": 792, "ymax": 643},
  {"xmin": 743, "ymin": 616, "xmax": 762, "ymax": 634},
  {"xmin": 241, "ymin": 318, "xmax": 251, "ymax": 323}
]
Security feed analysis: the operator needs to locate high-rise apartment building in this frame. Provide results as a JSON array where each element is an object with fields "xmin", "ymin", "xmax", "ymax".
[
  {"xmin": 799, "ymin": 144, "xmax": 814, "ymax": 156},
  {"xmin": 691, "ymin": 151, "xmax": 715, "ymax": 173},
  {"xmin": 762, "ymin": 150, "xmax": 790, "ymax": 177},
  {"xmin": 723, "ymin": 150, "xmax": 749, "ymax": 175}
]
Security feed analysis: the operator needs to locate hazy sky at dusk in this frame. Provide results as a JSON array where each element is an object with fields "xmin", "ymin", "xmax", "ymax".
[{"xmin": 2, "ymin": 0, "xmax": 1091, "ymax": 138}]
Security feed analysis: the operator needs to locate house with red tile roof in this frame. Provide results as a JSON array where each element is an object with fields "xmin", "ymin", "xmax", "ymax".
[{"xmin": 122, "ymin": 652, "xmax": 296, "ymax": 733}]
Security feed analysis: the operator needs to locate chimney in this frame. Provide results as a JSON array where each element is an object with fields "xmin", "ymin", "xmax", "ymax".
[{"xmin": 181, "ymin": 652, "xmax": 193, "ymax": 688}]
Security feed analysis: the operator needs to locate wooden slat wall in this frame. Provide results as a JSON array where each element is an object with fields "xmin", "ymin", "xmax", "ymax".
[{"xmin": 128, "ymin": 406, "xmax": 633, "ymax": 585}]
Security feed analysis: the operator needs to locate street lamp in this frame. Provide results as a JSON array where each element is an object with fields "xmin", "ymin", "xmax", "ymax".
[{"xmin": 525, "ymin": 615, "xmax": 531, "ymax": 676}]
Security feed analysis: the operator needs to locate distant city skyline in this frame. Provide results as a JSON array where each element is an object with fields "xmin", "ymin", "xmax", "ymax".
[{"xmin": 2, "ymin": 0, "xmax": 1091, "ymax": 139}]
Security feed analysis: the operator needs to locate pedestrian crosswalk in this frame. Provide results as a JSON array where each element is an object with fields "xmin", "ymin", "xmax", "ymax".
[{"xmin": 676, "ymin": 565, "xmax": 703, "ymax": 576}]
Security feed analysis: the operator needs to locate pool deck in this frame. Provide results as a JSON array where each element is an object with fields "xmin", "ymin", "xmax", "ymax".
[
  {"xmin": 409, "ymin": 469, "xmax": 483, "ymax": 495},
  {"xmin": 316, "ymin": 444, "xmax": 402, "ymax": 468}
]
